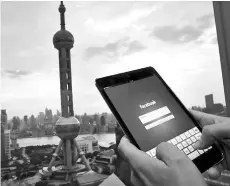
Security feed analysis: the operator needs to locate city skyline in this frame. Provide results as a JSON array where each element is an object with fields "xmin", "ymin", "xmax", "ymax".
[{"xmin": 2, "ymin": 1, "xmax": 226, "ymax": 118}]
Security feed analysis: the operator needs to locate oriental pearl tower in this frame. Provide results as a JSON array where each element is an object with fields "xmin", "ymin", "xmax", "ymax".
[{"xmin": 42, "ymin": 1, "xmax": 91, "ymax": 181}]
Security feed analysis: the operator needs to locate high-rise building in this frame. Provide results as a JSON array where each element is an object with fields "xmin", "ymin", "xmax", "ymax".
[
  {"xmin": 1, "ymin": 124, "xmax": 6, "ymax": 161},
  {"xmin": 4, "ymin": 130, "xmax": 11, "ymax": 159},
  {"xmin": 45, "ymin": 108, "xmax": 53, "ymax": 121},
  {"xmin": 93, "ymin": 113, "xmax": 101, "ymax": 133},
  {"xmin": 1, "ymin": 109, "xmax": 8, "ymax": 130},
  {"xmin": 10, "ymin": 130, "xmax": 19, "ymax": 150},
  {"xmin": 23, "ymin": 115, "xmax": 28, "ymax": 130},
  {"xmin": 204, "ymin": 94, "xmax": 225, "ymax": 115},
  {"xmin": 205, "ymin": 94, "xmax": 214, "ymax": 110},
  {"xmin": 81, "ymin": 113, "xmax": 90, "ymax": 133},
  {"xmin": 38, "ymin": 112, "xmax": 45, "ymax": 126}
]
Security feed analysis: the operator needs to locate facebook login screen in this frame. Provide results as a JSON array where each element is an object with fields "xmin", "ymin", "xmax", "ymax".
[{"xmin": 105, "ymin": 75, "xmax": 195, "ymax": 152}]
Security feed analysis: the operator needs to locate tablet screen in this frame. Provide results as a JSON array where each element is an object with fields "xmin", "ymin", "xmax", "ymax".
[{"xmin": 104, "ymin": 75, "xmax": 196, "ymax": 152}]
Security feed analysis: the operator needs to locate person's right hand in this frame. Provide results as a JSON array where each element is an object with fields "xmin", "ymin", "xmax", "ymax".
[{"xmin": 190, "ymin": 110, "xmax": 230, "ymax": 178}]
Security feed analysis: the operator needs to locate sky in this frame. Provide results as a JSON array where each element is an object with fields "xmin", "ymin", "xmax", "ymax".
[{"xmin": 1, "ymin": 1, "xmax": 226, "ymax": 119}]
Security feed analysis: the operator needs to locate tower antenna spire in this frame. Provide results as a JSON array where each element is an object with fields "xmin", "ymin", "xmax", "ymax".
[{"xmin": 59, "ymin": 1, "xmax": 66, "ymax": 30}]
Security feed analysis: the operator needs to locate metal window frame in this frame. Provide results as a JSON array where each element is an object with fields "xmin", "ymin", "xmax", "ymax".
[{"xmin": 213, "ymin": 1, "xmax": 230, "ymax": 116}]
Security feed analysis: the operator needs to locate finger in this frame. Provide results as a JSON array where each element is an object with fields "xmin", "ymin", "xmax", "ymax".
[
  {"xmin": 207, "ymin": 164, "xmax": 223, "ymax": 179},
  {"xmin": 130, "ymin": 169, "xmax": 145, "ymax": 186},
  {"xmin": 118, "ymin": 136, "xmax": 167, "ymax": 170},
  {"xmin": 156, "ymin": 142, "xmax": 188, "ymax": 166},
  {"xmin": 194, "ymin": 122, "xmax": 230, "ymax": 149},
  {"xmin": 118, "ymin": 136, "xmax": 147, "ymax": 163},
  {"xmin": 189, "ymin": 110, "xmax": 226, "ymax": 127}
]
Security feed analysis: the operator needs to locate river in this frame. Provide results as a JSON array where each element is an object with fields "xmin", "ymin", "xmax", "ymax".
[{"xmin": 18, "ymin": 133, "xmax": 116, "ymax": 147}]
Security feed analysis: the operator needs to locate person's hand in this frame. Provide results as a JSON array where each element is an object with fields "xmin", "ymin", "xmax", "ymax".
[
  {"xmin": 118, "ymin": 137, "xmax": 207, "ymax": 186},
  {"xmin": 190, "ymin": 110, "xmax": 230, "ymax": 178}
]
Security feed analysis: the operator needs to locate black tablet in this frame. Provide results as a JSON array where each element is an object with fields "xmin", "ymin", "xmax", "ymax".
[{"xmin": 96, "ymin": 66, "xmax": 223, "ymax": 173}]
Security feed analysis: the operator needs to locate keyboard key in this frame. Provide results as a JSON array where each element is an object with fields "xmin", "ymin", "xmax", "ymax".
[
  {"xmin": 185, "ymin": 131, "xmax": 191, "ymax": 138},
  {"xmin": 195, "ymin": 133, "xmax": 201, "ymax": 140},
  {"xmin": 188, "ymin": 151, "xmax": 199, "ymax": 160},
  {"xmin": 176, "ymin": 136, "xmax": 182, "ymax": 143},
  {"xmin": 193, "ymin": 127, "xmax": 199, "ymax": 134},
  {"xmin": 150, "ymin": 148, "xmax": 156, "ymax": 157},
  {"xmin": 191, "ymin": 136, "xmax": 197, "ymax": 143},
  {"xmin": 198, "ymin": 150, "xmax": 204, "ymax": 154},
  {"xmin": 182, "ymin": 141, "xmax": 188, "ymax": 148},
  {"xmin": 188, "ymin": 145, "xmax": 194, "ymax": 152},
  {"xmin": 204, "ymin": 149, "xmax": 208, "ymax": 152},
  {"xmin": 171, "ymin": 139, "xmax": 178, "ymax": 145},
  {"xmin": 177, "ymin": 143, "xmax": 183, "ymax": 150},
  {"xmin": 183, "ymin": 148, "xmax": 190, "ymax": 155},
  {"xmin": 208, "ymin": 146, "xmax": 212, "ymax": 150},
  {"xmin": 186, "ymin": 139, "xmax": 192, "ymax": 145},
  {"xmin": 189, "ymin": 129, "xmax": 195, "ymax": 136},
  {"xmin": 180, "ymin": 134, "xmax": 187, "ymax": 140}
]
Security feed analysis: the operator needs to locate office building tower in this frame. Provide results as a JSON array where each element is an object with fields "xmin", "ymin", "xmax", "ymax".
[
  {"xmin": 4, "ymin": 130, "xmax": 11, "ymax": 159},
  {"xmin": 1, "ymin": 124, "xmax": 6, "ymax": 160},
  {"xmin": 205, "ymin": 94, "xmax": 214, "ymax": 110},
  {"xmin": 1, "ymin": 110, "xmax": 8, "ymax": 130},
  {"xmin": 10, "ymin": 130, "xmax": 19, "ymax": 150}
]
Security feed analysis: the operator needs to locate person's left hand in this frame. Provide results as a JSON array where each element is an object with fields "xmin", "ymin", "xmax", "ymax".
[{"xmin": 118, "ymin": 136, "xmax": 207, "ymax": 186}]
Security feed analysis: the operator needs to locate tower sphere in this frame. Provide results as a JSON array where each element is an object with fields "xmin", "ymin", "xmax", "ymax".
[
  {"xmin": 55, "ymin": 116, "xmax": 81, "ymax": 139},
  {"xmin": 59, "ymin": 3, "xmax": 66, "ymax": 14},
  {"xmin": 53, "ymin": 30, "xmax": 74, "ymax": 49}
]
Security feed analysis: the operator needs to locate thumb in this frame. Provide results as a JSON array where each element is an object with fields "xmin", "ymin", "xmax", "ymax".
[
  {"xmin": 118, "ymin": 136, "xmax": 167, "ymax": 170},
  {"xmin": 156, "ymin": 142, "xmax": 188, "ymax": 166},
  {"xmin": 117, "ymin": 136, "xmax": 149, "ymax": 165},
  {"xmin": 194, "ymin": 121, "xmax": 230, "ymax": 149}
]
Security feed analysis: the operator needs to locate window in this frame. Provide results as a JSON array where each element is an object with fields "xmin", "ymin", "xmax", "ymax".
[{"xmin": 82, "ymin": 2, "xmax": 226, "ymax": 116}]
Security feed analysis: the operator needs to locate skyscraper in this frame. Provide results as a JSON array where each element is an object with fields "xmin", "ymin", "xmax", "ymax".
[
  {"xmin": 4, "ymin": 130, "xmax": 11, "ymax": 159},
  {"xmin": 1, "ymin": 124, "xmax": 6, "ymax": 161},
  {"xmin": 1, "ymin": 110, "xmax": 8, "ymax": 130},
  {"xmin": 23, "ymin": 115, "xmax": 28, "ymax": 130},
  {"xmin": 10, "ymin": 130, "xmax": 19, "ymax": 150},
  {"xmin": 205, "ymin": 94, "xmax": 214, "ymax": 110},
  {"xmin": 38, "ymin": 112, "xmax": 45, "ymax": 126}
]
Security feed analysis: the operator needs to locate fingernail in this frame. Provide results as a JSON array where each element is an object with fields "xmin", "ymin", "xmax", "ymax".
[{"xmin": 193, "ymin": 140, "xmax": 202, "ymax": 149}]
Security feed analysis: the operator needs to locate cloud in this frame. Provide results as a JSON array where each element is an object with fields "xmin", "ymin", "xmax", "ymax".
[
  {"xmin": 150, "ymin": 13, "xmax": 215, "ymax": 44},
  {"xmin": 197, "ymin": 13, "xmax": 214, "ymax": 30},
  {"xmin": 84, "ymin": 3, "xmax": 162, "ymax": 33},
  {"xmin": 151, "ymin": 25, "xmax": 203, "ymax": 44},
  {"xmin": 84, "ymin": 37, "xmax": 146, "ymax": 60},
  {"xmin": 125, "ymin": 40, "xmax": 146, "ymax": 55},
  {"xmin": 17, "ymin": 46, "xmax": 49, "ymax": 57},
  {"xmin": 211, "ymin": 37, "xmax": 218, "ymax": 44},
  {"xmin": 3, "ymin": 69, "xmax": 32, "ymax": 78}
]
